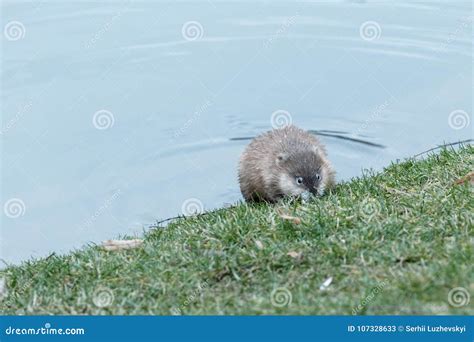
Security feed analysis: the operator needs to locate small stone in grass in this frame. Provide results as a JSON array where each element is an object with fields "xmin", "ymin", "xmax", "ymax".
[
  {"xmin": 255, "ymin": 240, "xmax": 264, "ymax": 250},
  {"xmin": 319, "ymin": 277, "xmax": 333, "ymax": 291}
]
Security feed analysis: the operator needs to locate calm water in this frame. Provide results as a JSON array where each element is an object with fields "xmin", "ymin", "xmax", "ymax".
[{"xmin": 1, "ymin": 1, "xmax": 472, "ymax": 264}]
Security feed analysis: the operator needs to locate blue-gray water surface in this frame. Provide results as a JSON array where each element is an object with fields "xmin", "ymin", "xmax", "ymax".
[{"xmin": 1, "ymin": 1, "xmax": 472, "ymax": 264}]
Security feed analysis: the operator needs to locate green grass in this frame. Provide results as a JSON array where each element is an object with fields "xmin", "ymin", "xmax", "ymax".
[{"xmin": 1, "ymin": 146, "xmax": 473, "ymax": 315}]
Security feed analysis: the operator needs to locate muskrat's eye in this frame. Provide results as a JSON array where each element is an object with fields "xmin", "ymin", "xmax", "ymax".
[
  {"xmin": 316, "ymin": 173, "xmax": 321, "ymax": 180},
  {"xmin": 296, "ymin": 176, "xmax": 304, "ymax": 185}
]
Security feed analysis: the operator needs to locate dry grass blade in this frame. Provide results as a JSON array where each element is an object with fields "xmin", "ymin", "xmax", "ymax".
[
  {"xmin": 102, "ymin": 239, "xmax": 143, "ymax": 251},
  {"xmin": 287, "ymin": 251, "xmax": 303, "ymax": 259},
  {"xmin": 454, "ymin": 171, "xmax": 474, "ymax": 185},
  {"xmin": 276, "ymin": 208, "xmax": 302, "ymax": 224}
]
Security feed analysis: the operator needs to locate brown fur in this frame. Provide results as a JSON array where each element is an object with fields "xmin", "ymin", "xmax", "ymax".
[{"xmin": 238, "ymin": 125, "xmax": 335, "ymax": 202}]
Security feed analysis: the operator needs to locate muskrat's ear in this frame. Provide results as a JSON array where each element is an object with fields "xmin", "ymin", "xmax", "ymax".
[{"xmin": 276, "ymin": 153, "xmax": 289, "ymax": 164}]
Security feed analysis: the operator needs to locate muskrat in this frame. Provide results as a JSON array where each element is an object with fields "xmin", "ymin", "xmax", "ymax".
[{"xmin": 238, "ymin": 125, "xmax": 335, "ymax": 202}]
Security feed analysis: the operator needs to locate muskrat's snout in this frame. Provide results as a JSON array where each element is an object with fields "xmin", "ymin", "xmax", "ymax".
[
  {"xmin": 309, "ymin": 186, "xmax": 319, "ymax": 196},
  {"xmin": 303, "ymin": 172, "xmax": 324, "ymax": 196},
  {"xmin": 308, "ymin": 182, "xmax": 324, "ymax": 198},
  {"xmin": 299, "ymin": 180, "xmax": 322, "ymax": 202}
]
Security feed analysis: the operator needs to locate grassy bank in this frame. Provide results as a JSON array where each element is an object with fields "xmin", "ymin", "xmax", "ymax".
[{"xmin": 1, "ymin": 146, "xmax": 473, "ymax": 315}]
